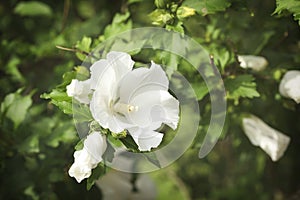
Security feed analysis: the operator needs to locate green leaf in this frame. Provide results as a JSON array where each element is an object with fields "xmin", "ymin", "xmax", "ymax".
[
  {"xmin": 225, "ymin": 75, "xmax": 260, "ymax": 104},
  {"xmin": 154, "ymin": 0, "xmax": 171, "ymax": 8},
  {"xmin": 86, "ymin": 164, "xmax": 106, "ymax": 190},
  {"xmin": 1, "ymin": 89, "xmax": 32, "ymax": 128},
  {"xmin": 41, "ymin": 89, "xmax": 73, "ymax": 114},
  {"xmin": 104, "ymin": 12, "xmax": 132, "ymax": 39},
  {"xmin": 57, "ymin": 66, "xmax": 89, "ymax": 89},
  {"xmin": 74, "ymin": 140, "xmax": 84, "ymax": 151},
  {"xmin": 6, "ymin": 56, "xmax": 25, "ymax": 83},
  {"xmin": 119, "ymin": 134, "xmax": 139, "ymax": 152},
  {"xmin": 75, "ymin": 66, "xmax": 90, "ymax": 81},
  {"xmin": 73, "ymin": 103, "xmax": 93, "ymax": 123},
  {"xmin": 143, "ymin": 153, "xmax": 161, "ymax": 168},
  {"xmin": 165, "ymin": 21, "xmax": 185, "ymax": 35},
  {"xmin": 128, "ymin": 0, "xmax": 143, "ymax": 4},
  {"xmin": 24, "ymin": 186, "xmax": 39, "ymax": 200},
  {"xmin": 14, "ymin": 1, "xmax": 52, "ymax": 17},
  {"xmin": 273, "ymin": 0, "xmax": 300, "ymax": 25},
  {"xmin": 75, "ymin": 37, "xmax": 92, "ymax": 61},
  {"xmin": 41, "ymin": 89, "xmax": 71, "ymax": 102},
  {"xmin": 191, "ymin": 81, "xmax": 209, "ymax": 100},
  {"xmin": 46, "ymin": 122, "xmax": 76, "ymax": 147},
  {"xmin": 52, "ymin": 101, "xmax": 73, "ymax": 115},
  {"xmin": 183, "ymin": 0, "xmax": 231, "ymax": 16},
  {"xmin": 103, "ymin": 141, "xmax": 115, "ymax": 163},
  {"xmin": 19, "ymin": 134, "xmax": 39, "ymax": 153}
]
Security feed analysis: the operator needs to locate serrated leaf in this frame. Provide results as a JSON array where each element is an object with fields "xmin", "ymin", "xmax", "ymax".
[
  {"xmin": 225, "ymin": 75, "xmax": 260, "ymax": 104},
  {"xmin": 183, "ymin": 0, "xmax": 231, "ymax": 16},
  {"xmin": 57, "ymin": 71, "xmax": 77, "ymax": 89},
  {"xmin": 104, "ymin": 12, "xmax": 132, "ymax": 38},
  {"xmin": 41, "ymin": 89, "xmax": 73, "ymax": 114},
  {"xmin": 41, "ymin": 89, "xmax": 71, "ymax": 102},
  {"xmin": 75, "ymin": 37, "xmax": 92, "ymax": 61},
  {"xmin": 52, "ymin": 101, "xmax": 73, "ymax": 114},
  {"xmin": 1, "ymin": 90, "xmax": 32, "ymax": 128},
  {"xmin": 73, "ymin": 103, "xmax": 93, "ymax": 123},
  {"xmin": 273, "ymin": 0, "xmax": 300, "ymax": 25},
  {"xmin": 14, "ymin": 1, "xmax": 52, "ymax": 17}
]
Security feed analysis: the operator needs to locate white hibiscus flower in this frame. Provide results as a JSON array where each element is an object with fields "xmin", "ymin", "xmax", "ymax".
[{"xmin": 67, "ymin": 51, "xmax": 179, "ymax": 151}]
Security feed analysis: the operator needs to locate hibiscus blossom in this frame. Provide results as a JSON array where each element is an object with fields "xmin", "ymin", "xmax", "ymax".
[{"xmin": 67, "ymin": 51, "xmax": 179, "ymax": 151}]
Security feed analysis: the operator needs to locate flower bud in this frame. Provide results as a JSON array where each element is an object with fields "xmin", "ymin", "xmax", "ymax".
[
  {"xmin": 176, "ymin": 6, "xmax": 196, "ymax": 20},
  {"xmin": 149, "ymin": 9, "xmax": 173, "ymax": 26},
  {"xmin": 237, "ymin": 55, "xmax": 268, "ymax": 71},
  {"xmin": 279, "ymin": 70, "xmax": 300, "ymax": 103},
  {"xmin": 242, "ymin": 115, "xmax": 290, "ymax": 161}
]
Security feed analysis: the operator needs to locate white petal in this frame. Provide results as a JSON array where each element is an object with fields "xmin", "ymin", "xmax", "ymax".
[
  {"xmin": 238, "ymin": 55, "xmax": 268, "ymax": 71},
  {"xmin": 89, "ymin": 52, "xmax": 135, "ymax": 132},
  {"xmin": 66, "ymin": 79, "xmax": 91, "ymax": 104},
  {"xmin": 127, "ymin": 90, "xmax": 179, "ymax": 129},
  {"xmin": 84, "ymin": 131, "xmax": 107, "ymax": 164},
  {"xmin": 106, "ymin": 51, "xmax": 135, "ymax": 78},
  {"xmin": 68, "ymin": 132, "xmax": 107, "ymax": 183},
  {"xmin": 90, "ymin": 51, "xmax": 134, "ymax": 90},
  {"xmin": 129, "ymin": 128, "xmax": 164, "ymax": 151},
  {"xmin": 68, "ymin": 148, "xmax": 96, "ymax": 183},
  {"xmin": 242, "ymin": 115, "xmax": 290, "ymax": 161},
  {"xmin": 68, "ymin": 162, "xmax": 92, "ymax": 183},
  {"xmin": 279, "ymin": 70, "xmax": 300, "ymax": 103},
  {"xmin": 90, "ymin": 90, "xmax": 133, "ymax": 133},
  {"xmin": 118, "ymin": 61, "xmax": 169, "ymax": 103}
]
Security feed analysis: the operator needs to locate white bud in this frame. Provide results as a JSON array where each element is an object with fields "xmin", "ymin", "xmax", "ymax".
[
  {"xmin": 279, "ymin": 70, "xmax": 300, "ymax": 103},
  {"xmin": 242, "ymin": 115, "xmax": 290, "ymax": 161},
  {"xmin": 238, "ymin": 55, "xmax": 268, "ymax": 71}
]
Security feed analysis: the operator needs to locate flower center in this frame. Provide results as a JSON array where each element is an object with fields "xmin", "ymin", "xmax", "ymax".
[{"xmin": 112, "ymin": 101, "xmax": 138, "ymax": 115}]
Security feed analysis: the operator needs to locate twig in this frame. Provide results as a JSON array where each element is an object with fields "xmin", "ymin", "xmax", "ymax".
[{"xmin": 55, "ymin": 45, "xmax": 99, "ymax": 59}]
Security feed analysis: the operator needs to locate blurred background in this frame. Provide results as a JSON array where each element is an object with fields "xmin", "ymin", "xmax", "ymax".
[{"xmin": 0, "ymin": 0, "xmax": 300, "ymax": 199}]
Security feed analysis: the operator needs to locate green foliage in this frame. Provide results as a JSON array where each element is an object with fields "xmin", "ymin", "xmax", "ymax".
[
  {"xmin": 182, "ymin": 0, "xmax": 231, "ymax": 15},
  {"xmin": 273, "ymin": 0, "xmax": 300, "ymax": 25},
  {"xmin": 14, "ymin": 1, "xmax": 53, "ymax": 17},
  {"xmin": 225, "ymin": 75, "xmax": 260, "ymax": 104},
  {"xmin": 1, "ymin": 89, "xmax": 33, "ymax": 128},
  {"xmin": 75, "ymin": 37, "xmax": 92, "ymax": 61},
  {"xmin": 103, "ymin": 12, "xmax": 132, "ymax": 39},
  {"xmin": 41, "ymin": 66, "xmax": 90, "ymax": 115},
  {"xmin": 87, "ymin": 164, "xmax": 106, "ymax": 190},
  {"xmin": 1, "ymin": 0, "xmax": 300, "ymax": 199}
]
